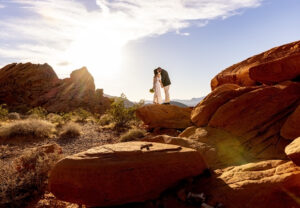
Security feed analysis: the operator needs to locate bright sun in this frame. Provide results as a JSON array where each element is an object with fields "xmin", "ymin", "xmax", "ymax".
[{"xmin": 64, "ymin": 26, "xmax": 126, "ymax": 79}]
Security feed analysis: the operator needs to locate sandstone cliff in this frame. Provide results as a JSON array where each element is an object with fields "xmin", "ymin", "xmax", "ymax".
[{"xmin": 0, "ymin": 63, "xmax": 110, "ymax": 113}]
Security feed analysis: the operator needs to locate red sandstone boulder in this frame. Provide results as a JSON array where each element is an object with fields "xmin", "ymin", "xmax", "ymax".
[
  {"xmin": 49, "ymin": 141, "xmax": 207, "ymax": 207},
  {"xmin": 191, "ymin": 84, "xmax": 258, "ymax": 126},
  {"xmin": 208, "ymin": 81, "xmax": 300, "ymax": 137},
  {"xmin": 136, "ymin": 104, "xmax": 193, "ymax": 129},
  {"xmin": 197, "ymin": 160, "xmax": 300, "ymax": 208},
  {"xmin": 249, "ymin": 54, "xmax": 300, "ymax": 85},
  {"xmin": 285, "ymin": 137, "xmax": 300, "ymax": 166},
  {"xmin": 211, "ymin": 40, "xmax": 300, "ymax": 90},
  {"xmin": 0, "ymin": 63, "xmax": 110, "ymax": 113},
  {"xmin": 281, "ymin": 105, "xmax": 300, "ymax": 140}
]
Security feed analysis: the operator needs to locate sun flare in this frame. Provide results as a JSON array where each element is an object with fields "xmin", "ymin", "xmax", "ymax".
[{"xmin": 64, "ymin": 26, "xmax": 126, "ymax": 78}]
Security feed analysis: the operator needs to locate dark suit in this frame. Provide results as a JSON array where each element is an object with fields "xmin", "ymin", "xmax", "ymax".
[{"xmin": 160, "ymin": 69, "xmax": 171, "ymax": 87}]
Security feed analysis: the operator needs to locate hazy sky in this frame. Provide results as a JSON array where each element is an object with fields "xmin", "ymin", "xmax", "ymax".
[{"xmin": 0, "ymin": 0, "xmax": 300, "ymax": 101}]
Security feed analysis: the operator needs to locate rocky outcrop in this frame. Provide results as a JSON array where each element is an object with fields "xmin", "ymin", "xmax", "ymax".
[
  {"xmin": 208, "ymin": 81, "xmax": 300, "ymax": 136},
  {"xmin": 136, "ymin": 104, "xmax": 193, "ymax": 129},
  {"xmin": 211, "ymin": 40, "xmax": 300, "ymax": 90},
  {"xmin": 197, "ymin": 160, "xmax": 300, "ymax": 208},
  {"xmin": 134, "ymin": 41, "xmax": 300, "ymax": 208},
  {"xmin": 281, "ymin": 105, "xmax": 300, "ymax": 140},
  {"xmin": 285, "ymin": 137, "xmax": 300, "ymax": 166},
  {"xmin": 191, "ymin": 84, "xmax": 257, "ymax": 127},
  {"xmin": 0, "ymin": 63, "xmax": 110, "ymax": 113},
  {"xmin": 49, "ymin": 141, "xmax": 207, "ymax": 207}
]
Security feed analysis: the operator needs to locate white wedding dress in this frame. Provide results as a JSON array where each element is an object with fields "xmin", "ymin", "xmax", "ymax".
[{"xmin": 153, "ymin": 75, "xmax": 162, "ymax": 104}]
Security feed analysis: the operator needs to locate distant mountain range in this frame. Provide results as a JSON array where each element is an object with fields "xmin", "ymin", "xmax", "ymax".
[
  {"xmin": 172, "ymin": 97, "xmax": 204, "ymax": 107},
  {"xmin": 104, "ymin": 94, "xmax": 204, "ymax": 108},
  {"xmin": 144, "ymin": 97, "xmax": 204, "ymax": 107}
]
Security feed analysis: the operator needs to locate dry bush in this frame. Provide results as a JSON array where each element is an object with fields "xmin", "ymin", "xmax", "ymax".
[
  {"xmin": 0, "ymin": 119, "xmax": 55, "ymax": 140},
  {"xmin": 27, "ymin": 107, "xmax": 48, "ymax": 119},
  {"xmin": 46, "ymin": 113, "xmax": 63, "ymax": 127},
  {"xmin": 8, "ymin": 112, "xmax": 20, "ymax": 120},
  {"xmin": 59, "ymin": 122, "xmax": 81, "ymax": 139},
  {"xmin": 0, "ymin": 143, "xmax": 62, "ymax": 207},
  {"xmin": 120, "ymin": 128, "xmax": 146, "ymax": 142},
  {"xmin": 0, "ymin": 104, "xmax": 8, "ymax": 121},
  {"xmin": 98, "ymin": 113, "xmax": 113, "ymax": 126},
  {"xmin": 108, "ymin": 94, "xmax": 144, "ymax": 129}
]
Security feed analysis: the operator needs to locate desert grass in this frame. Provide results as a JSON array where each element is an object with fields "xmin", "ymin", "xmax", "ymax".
[
  {"xmin": 119, "ymin": 128, "xmax": 146, "ymax": 142},
  {"xmin": 59, "ymin": 122, "xmax": 82, "ymax": 139},
  {"xmin": 0, "ymin": 119, "xmax": 55, "ymax": 141},
  {"xmin": 0, "ymin": 144, "xmax": 62, "ymax": 207}
]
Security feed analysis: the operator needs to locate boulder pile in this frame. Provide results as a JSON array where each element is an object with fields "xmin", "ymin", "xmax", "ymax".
[
  {"xmin": 0, "ymin": 63, "xmax": 110, "ymax": 113},
  {"xmin": 135, "ymin": 40, "xmax": 300, "ymax": 207},
  {"xmin": 47, "ymin": 40, "xmax": 299, "ymax": 207}
]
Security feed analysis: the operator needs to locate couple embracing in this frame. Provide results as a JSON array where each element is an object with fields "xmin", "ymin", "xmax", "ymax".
[{"xmin": 152, "ymin": 67, "xmax": 171, "ymax": 105}]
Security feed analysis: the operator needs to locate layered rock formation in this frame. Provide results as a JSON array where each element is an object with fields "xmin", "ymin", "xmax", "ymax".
[
  {"xmin": 49, "ymin": 141, "xmax": 207, "ymax": 207},
  {"xmin": 0, "ymin": 63, "xmax": 110, "ymax": 113},
  {"xmin": 135, "ymin": 40, "xmax": 300, "ymax": 208},
  {"xmin": 211, "ymin": 40, "xmax": 300, "ymax": 90},
  {"xmin": 197, "ymin": 160, "xmax": 300, "ymax": 208}
]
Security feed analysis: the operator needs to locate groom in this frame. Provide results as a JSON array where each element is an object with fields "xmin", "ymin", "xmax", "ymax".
[{"xmin": 156, "ymin": 67, "xmax": 171, "ymax": 104}]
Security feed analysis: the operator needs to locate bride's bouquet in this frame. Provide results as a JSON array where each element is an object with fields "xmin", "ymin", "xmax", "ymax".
[{"xmin": 149, "ymin": 88, "xmax": 154, "ymax": 93}]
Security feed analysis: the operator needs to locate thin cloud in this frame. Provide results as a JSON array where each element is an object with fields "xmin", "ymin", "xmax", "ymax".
[{"xmin": 0, "ymin": 0, "xmax": 263, "ymax": 74}]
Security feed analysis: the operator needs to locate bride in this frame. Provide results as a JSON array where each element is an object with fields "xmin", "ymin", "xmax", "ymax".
[{"xmin": 152, "ymin": 69, "xmax": 163, "ymax": 104}]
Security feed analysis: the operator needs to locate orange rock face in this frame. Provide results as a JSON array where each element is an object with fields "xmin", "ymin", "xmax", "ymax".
[
  {"xmin": 211, "ymin": 40, "xmax": 300, "ymax": 90},
  {"xmin": 249, "ymin": 54, "xmax": 300, "ymax": 84},
  {"xmin": 281, "ymin": 105, "xmax": 300, "ymax": 140},
  {"xmin": 0, "ymin": 63, "xmax": 110, "ymax": 113},
  {"xmin": 191, "ymin": 84, "xmax": 257, "ymax": 127},
  {"xmin": 285, "ymin": 137, "xmax": 300, "ymax": 166},
  {"xmin": 136, "ymin": 104, "xmax": 193, "ymax": 129},
  {"xmin": 197, "ymin": 160, "xmax": 300, "ymax": 208},
  {"xmin": 49, "ymin": 142, "xmax": 207, "ymax": 207},
  {"xmin": 208, "ymin": 82, "xmax": 300, "ymax": 136}
]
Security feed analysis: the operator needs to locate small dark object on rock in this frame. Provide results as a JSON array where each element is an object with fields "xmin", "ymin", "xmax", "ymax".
[
  {"xmin": 187, "ymin": 192, "xmax": 206, "ymax": 205},
  {"xmin": 140, "ymin": 143, "xmax": 153, "ymax": 150},
  {"xmin": 186, "ymin": 192, "xmax": 224, "ymax": 208}
]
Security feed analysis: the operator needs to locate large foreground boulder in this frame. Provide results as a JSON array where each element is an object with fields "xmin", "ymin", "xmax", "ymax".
[
  {"xmin": 197, "ymin": 160, "xmax": 300, "ymax": 208},
  {"xmin": 0, "ymin": 63, "xmax": 110, "ymax": 113},
  {"xmin": 285, "ymin": 137, "xmax": 300, "ymax": 166},
  {"xmin": 49, "ymin": 141, "xmax": 207, "ymax": 207},
  {"xmin": 136, "ymin": 104, "xmax": 193, "ymax": 129},
  {"xmin": 211, "ymin": 40, "xmax": 300, "ymax": 90}
]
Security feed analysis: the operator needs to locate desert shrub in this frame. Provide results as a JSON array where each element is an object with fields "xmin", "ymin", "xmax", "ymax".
[
  {"xmin": 60, "ymin": 122, "xmax": 82, "ymax": 139},
  {"xmin": 72, "ymin": 108, "xmax": 94, "ymax": 123},
  {"xmin": 108, "ymin": 94, "xmax": 144, "ymax": 128},
  {"xmin": 98, "ymin": 113, "xmax": 113, "ymax": 126},
  {"xmin": 60, "ymin": 111, "xmax": 74, "ymax": 122},
  {"xmin": 0, "ymin": 144, "xmax": 62, "ymax": 206},
  {"xmin": 8, "ymin": 112, "xmax": 20, "ymax": 120},
  {"xmin": 59, "ymin": 108, "xmax": 94, "ymax": 123},
  {"xmin": 119, "ymin": 128, "xmax": 146, "ymax": 142},
  {"xmin": 0, "ymin": 119, "xmax": 55, "ymax": 140},
  {"xmin": 46, "ymin": 113, "xmax": 63, "ymax": 124},
  {"xmin": 0, "ymin": 104, "xmax": 9, "ymax": 121},
  {"xmin": 27, "ymin": 107, "xmax": 48, "ymax": 119}
]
